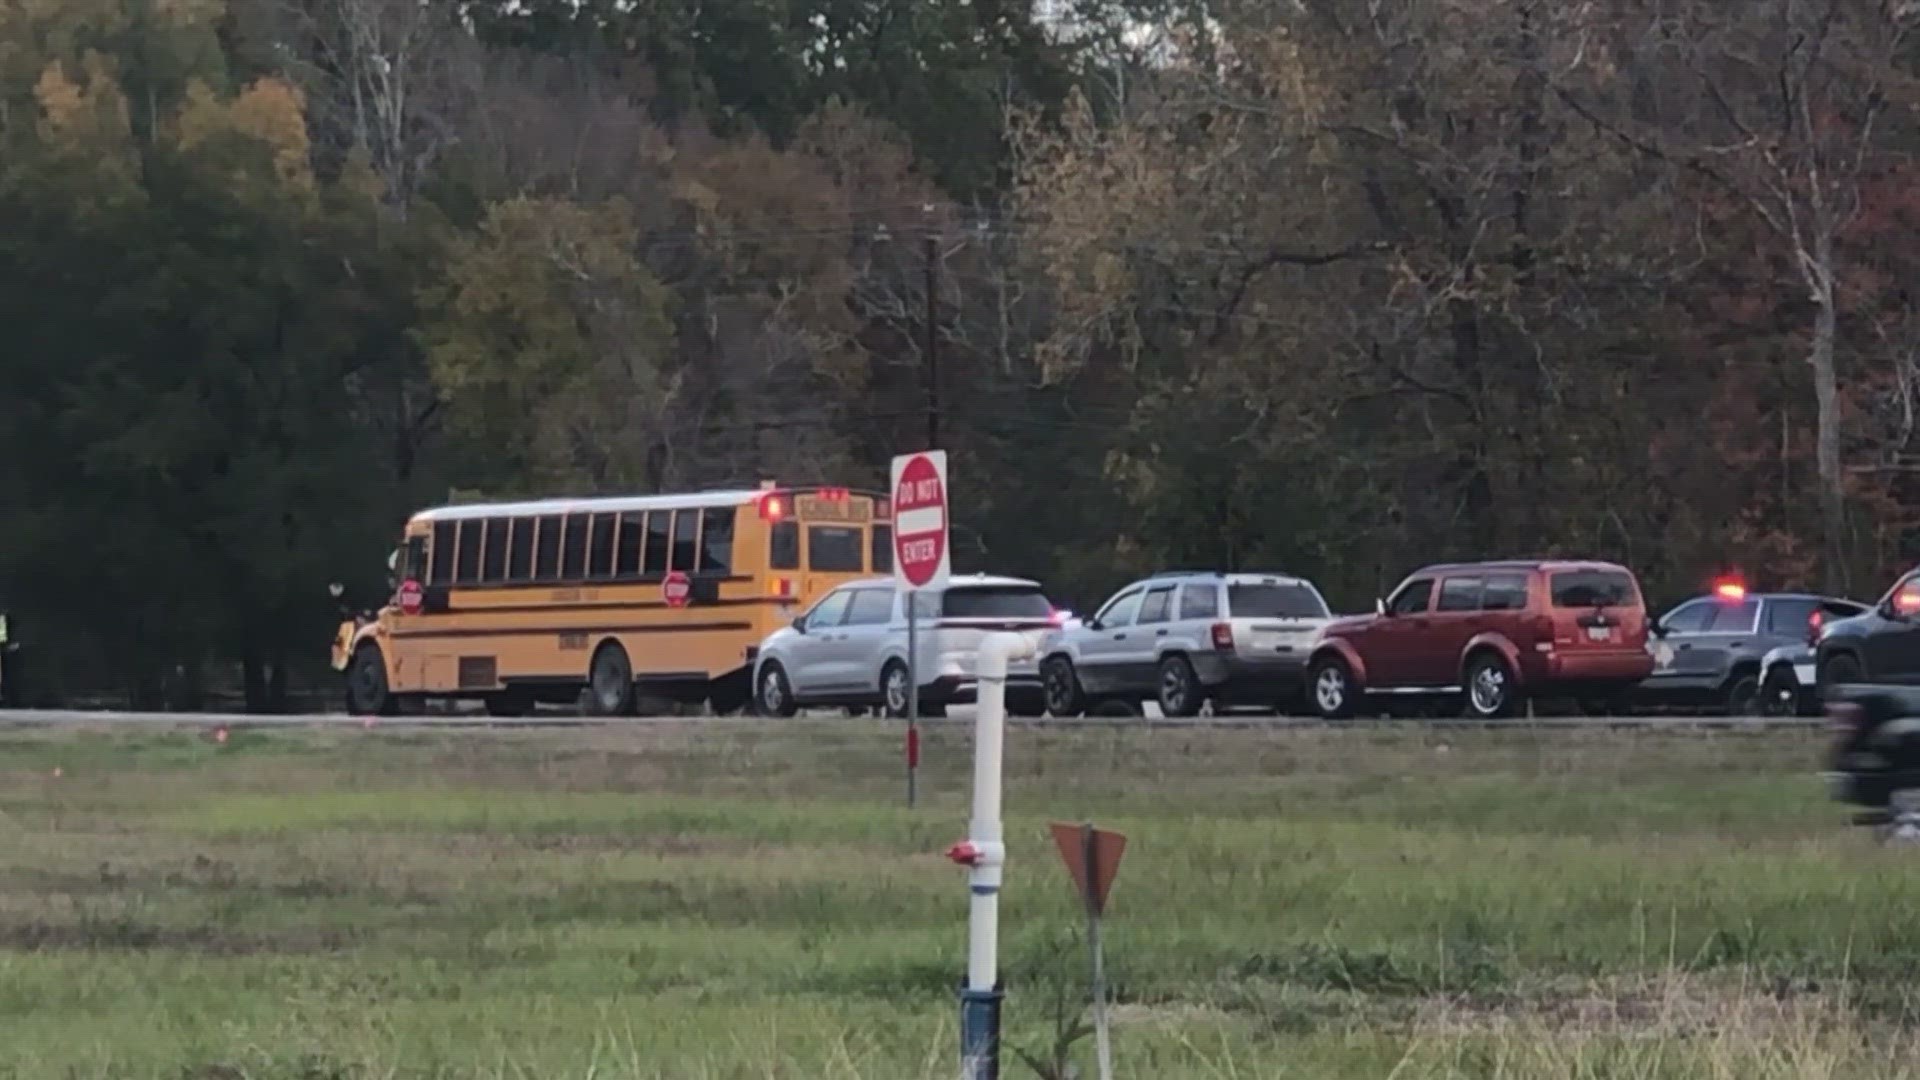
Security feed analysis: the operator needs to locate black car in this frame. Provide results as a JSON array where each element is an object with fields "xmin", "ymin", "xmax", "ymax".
[
  {"xmin": 1825, "ymin": 685, "xmax": 1920, "ymax": 837},
  {"xmin": 1815, "ymin": 569, "xmax": 1920, "ymax": 689},
  {"xmin": 1641, "ymin": 589, "xmax": 1866, "ymax": 715}
]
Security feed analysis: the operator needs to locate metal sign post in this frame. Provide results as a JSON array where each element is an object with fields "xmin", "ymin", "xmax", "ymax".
[
  {"xmin": 907, "ymin": 596, "xmax": 919, "ymax": 808},
  {"xmin": 892, "ymin": 450, "xmax": 950, "ymax": 810},
  {"xmin": 1049, "ymin": 821, "xmax": 1128, "ymax": 1080}
]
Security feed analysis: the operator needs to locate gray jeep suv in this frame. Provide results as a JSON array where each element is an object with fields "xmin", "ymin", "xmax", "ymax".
[{"xmin": 1038, "ymin": 571, "xmax": 1333, "ymax": 717}]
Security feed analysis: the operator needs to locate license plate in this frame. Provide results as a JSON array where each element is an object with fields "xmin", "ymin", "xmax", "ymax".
[{"xmin": 1585, "ymin": 626, "xmax": 1611, "ymax": 642}]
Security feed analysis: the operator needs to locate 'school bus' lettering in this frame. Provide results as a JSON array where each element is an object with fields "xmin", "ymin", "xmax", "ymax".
[{"xmin": 336, "ymin": 485, "xmax": 887, "ymax": 715}]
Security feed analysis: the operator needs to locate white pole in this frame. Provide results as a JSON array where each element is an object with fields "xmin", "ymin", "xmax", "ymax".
[
  {"xmin": 954, "ymin": 630, "xmax": 1037, "ymax": 1080},
  {"xmin": 966, "ymin": 631, "xmax": 1032, "ymax": 991}
]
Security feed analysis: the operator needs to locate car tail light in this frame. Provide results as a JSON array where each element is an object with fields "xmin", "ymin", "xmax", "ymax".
[
  {"xmin": 1807, "ymin": 609, "xmax": 1824, "ymax": 648},
  {"xmin": 1210, "ymin": 622, "xmax": 1234, "ymax": 650},
  {"xmin": 1049, "ymin": 607, "xmax": 1069, "ymax": 627}
]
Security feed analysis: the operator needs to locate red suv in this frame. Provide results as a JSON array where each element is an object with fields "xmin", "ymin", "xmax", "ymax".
[{"xmin": 1305, "ymin": 560, "xmax": 1654, "ymax": 719}]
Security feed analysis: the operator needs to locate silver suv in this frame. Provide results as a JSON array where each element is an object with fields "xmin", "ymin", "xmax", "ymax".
[
  {"xmin": 1038, "ymin": 571, "xmax": 1333, "ymax": 717},
  {"xmin": 752, "ymin": 574, "xmax": 1057, "ymax": 718}
]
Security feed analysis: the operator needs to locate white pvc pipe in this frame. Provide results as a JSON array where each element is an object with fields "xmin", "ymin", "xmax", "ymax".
[{"xmin": 966, "ymin": 631, "xmax": 1036, "ymax": 992}]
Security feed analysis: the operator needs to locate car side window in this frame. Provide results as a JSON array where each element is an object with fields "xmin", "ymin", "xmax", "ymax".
[
  {"xmin": 1436, "ymin": 577, "xmax": 1481, "ymax": 613},
  {"xmin": 844, "ymin": 589, "xmax": 894, "ymax": 627},
  {"xmin": 1387, "ymin": 578, "xmax": 1433, "ymax": 616},
  {"xmin": 1705, "ymin": 599, "xmax": 1759, "ymax": 633},
  {"xmin": 1822, "ymin": 600, "xmax": 1867, "ymax": 620},
  {"xmin": 804, "ymin": 590, "xmax": 853, "ymax": 629},
  {"xmin": 1138, "ymin": 586, "xmax": 1174, "ymax": 624},
  {"xmin": 1764, "ymin": 598, "xmax": 1820, "ymax": 635},
  {"xmin": 1660, "ymin": 601, "xmax": 1712, "ymax": 634},
  {"xmin": 1095, "ymin": 588, "xmax": 1144, "ymax": 629},
  {"xmin": 1481, "ymin": 573, "xmax": 1529, "ymax": 611},
  {"xmin": 1178, "ymin": 584, "xmax": 1219, "ymax": 620}
]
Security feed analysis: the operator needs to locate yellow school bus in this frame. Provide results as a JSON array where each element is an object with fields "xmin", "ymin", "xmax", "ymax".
[{"xmin": 331, "ymin": 484, "xmax": 891, "ymax": 716}]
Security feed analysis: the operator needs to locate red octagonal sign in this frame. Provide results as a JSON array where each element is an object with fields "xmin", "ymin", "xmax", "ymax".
[
  {"xmin": 891, "ymin": 451, "xmax": 950, "ymax": 590},
  {"xmin": 662, "ymin": 570, "xmax": 692, "ymax": 609},
  {"xmin": 396, "ymin": 579, "xmax": 423, "ymax": 616}
]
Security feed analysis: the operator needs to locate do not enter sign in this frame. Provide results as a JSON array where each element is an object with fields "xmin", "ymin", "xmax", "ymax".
[
  {"xmin": 662, "ymin": 570, "xmax": 692, "ymax": 609},
  {"xmin": 890, "ymin": 451, "xmax": 950, "ymax": 590}
]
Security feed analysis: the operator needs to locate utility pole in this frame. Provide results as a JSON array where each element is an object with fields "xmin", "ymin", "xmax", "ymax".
[{"xmin": 924, "ymin": 231, "xmax": 940, "ymax": 450}]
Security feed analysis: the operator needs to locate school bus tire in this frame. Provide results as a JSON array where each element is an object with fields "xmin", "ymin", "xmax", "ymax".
[
  {"xmin": 345, "ymin": 642, "xmax": 396, "ymax": 717},
  {"xmin": 707, "ymin": 671, "xmax": 750, "ymax": 717},
  {"xmin": 585, "ymin": 641, "xmax": 635, "ymax": 717}
]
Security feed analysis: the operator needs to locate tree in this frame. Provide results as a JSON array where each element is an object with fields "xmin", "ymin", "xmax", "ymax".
[{"xmin": 1559, "ymin": 0, "xmax": 1920, "ymax": 591}]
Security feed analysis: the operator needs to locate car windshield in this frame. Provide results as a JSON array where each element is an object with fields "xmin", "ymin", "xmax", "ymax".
[
  {"xmin": 1227, "ymin": 583, "xmax": 1330, "ymax": 619},
  {"xmin": 941, "ymin": 586, "xmax": 1052, "ymax": 619},
  {"xmin": 1550, "ymin": 570, "xmax": 1638, "ymax": 608}
]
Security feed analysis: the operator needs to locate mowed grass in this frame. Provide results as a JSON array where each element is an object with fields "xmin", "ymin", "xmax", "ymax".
[{"xmin": 1, "ymin": 720, "xmax": 1919, "ymax": 1078}]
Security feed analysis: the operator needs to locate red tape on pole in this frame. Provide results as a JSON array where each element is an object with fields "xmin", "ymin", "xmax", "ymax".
[{"xmin": 907, "ymin": 724, "xmax": 920, "ymax": 768}]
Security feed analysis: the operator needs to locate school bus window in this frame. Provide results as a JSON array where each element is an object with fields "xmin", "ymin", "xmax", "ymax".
[
  {"xmin": 404, "ymin": 535, "xmax": 426, "ymax": 582},
  {"xmin": 641, "ymin": 512, "xmax": 669, "ymax": 574},
  {"xmin": 452, "ymin": 520, "xmax": 481, "ymax": 584},
  {"xmin": 671, "ymin": 510, "xmax": 699, "ymax": 572},
  {"xmin": 589, "ymin": 513, "xmax": 617, "ymax": 580},
  {"xmin": 430, "ymin": 521, "xmax": 456, "ymax": 584},
  {"xmin": 702, "ymin": 507, "xmax": 735, "ymax": 574},
  {"xmin": 534, "ymin": 515, "xmax": 563, "ymax": 581},
  {"xmin": 562, "ymin": 513, "xmax": 590, "ymax": 580},
  {"xmin": 616, "ymin": 511, "xmax": 644, "ymax": 577},
  {"xmin": 771, "ymin": 521, "xmax": 800, "ymax": 571},
  {"xmin": 871, "ymin": 525, "xmax": 892, "ymax": 573},
  {"xmin": 482, "ymin": 519, "xmax": 509, "ymax": 582},
  {"xmin": 506, "ymin": 518, "xmax": 532, "ymax": 582},
  {"xmin": 809, "ymin": 526, "xmax": 863, "ymax": 572}
]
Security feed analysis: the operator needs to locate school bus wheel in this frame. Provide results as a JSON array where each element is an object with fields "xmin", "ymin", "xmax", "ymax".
[
  {"xmin": 345, "ymin": 643, "xmax": 394, "ymax": 717},
  {"xmin": 585, "ymin": 642, "xmax": 635, "ymax": 716}
]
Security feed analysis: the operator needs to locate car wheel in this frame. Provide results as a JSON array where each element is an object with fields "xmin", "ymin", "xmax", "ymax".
[
  {"xmin": 1041, "ymin": 656, "xmax": 1086, "ymax": 717},
  {"xmin": 1463, "ymin": 653, "xmax": 1520, "ymax": 720},
  {"xmin": 1821, "ymin": 653, "xmax": 1864, "ymax": 697},
  {"xmin": 1722, "ymin": 670, "xmax": 1762, "ymax": 717},
  {"xmin": 1309, "ymin": 656, "xmax": 1358, "ymax": 720},
  {"xmin": 756, "ymin": 662, "xmax": 798, "ymax": 718},
  {"xmin": 1157, "ymin": 655, "xmax": 1204, "ymax": 719},
  {"xmin": 882, "ymin": 660, "xmax": 913, "ymax": 718},
  {"xmin": 584, "ymin": 643, "xmax": 635, "ymax": 717},
  {"xmin": 345, "ymin": 643, "xmax": 393, "ymax": 717},
  {"xmin": 1758, "ymin": 668, "xmax": 1798, "ymax": 717}
]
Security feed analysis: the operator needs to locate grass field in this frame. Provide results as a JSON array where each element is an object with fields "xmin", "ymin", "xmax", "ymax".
[{"xmin": 2, "ymin": 719, "xmax": 1919, "ymax": 1078}]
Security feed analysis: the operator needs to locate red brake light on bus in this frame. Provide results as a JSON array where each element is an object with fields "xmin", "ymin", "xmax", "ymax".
[
  {"xmin": 817, "ymin": 487, "xmax": 848, "ymax": 502},
  {"xmin": 772, "ymin": 577, "xmax": 792, "ymax": 599},
  {"xmin": 759, "ymin": 495, "xmax": 787, "ymax": 522}
]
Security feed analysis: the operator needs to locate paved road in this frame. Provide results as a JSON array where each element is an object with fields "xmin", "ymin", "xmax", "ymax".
[{"xmin": 0, "ymin": 708, "xmax": 1826, "ymax": 731}]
